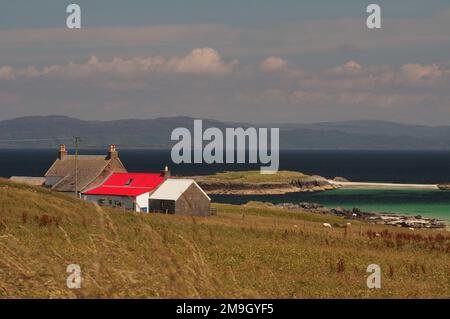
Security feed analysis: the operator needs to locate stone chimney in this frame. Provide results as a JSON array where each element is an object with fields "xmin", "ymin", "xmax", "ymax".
[
  {"xmin": 58, "ymin": 144, "xmax": 67, "ymax": 160},
  {"xmin": 107, "ymin": 144, "xmax": 118, "ymax": 159},
  {"xmin": 161, "ymin": 165, "xmax": 171, "ymax": 178}
]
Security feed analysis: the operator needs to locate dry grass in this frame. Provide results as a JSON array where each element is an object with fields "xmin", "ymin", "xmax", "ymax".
[{"xmin": 0, "ymin": 178, "xmax": 449, "ymax": 298}]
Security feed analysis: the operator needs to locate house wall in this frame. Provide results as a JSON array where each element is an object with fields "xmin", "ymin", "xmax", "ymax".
[
  {"xmin": 45, "ymin": 176, "xmax": 63, "ymax": 187},
  {"xmin": 148, "ymin": 199, "xmax": 175, "ymax": 214},
  {"xmin": 136, "ymin": 192, "xmax": 150, "ymax": 212},
  {"xmin": 175, "ymin": 184, "xmax": 211, "ymax": 216},
  {"xmin": 83, "ymin": 194, "xmax": 137, "ymax": 211}
]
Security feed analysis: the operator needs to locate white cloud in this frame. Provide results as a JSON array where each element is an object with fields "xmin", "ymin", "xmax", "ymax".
[
  {"xmin": 0, "ymin": 48, "xmax": 237, "ymax": 80},
  {"xmin": 240, "ymin": 60, "xmax": 450, "ymax": 111},
  {"xmin": 399, "ymin": 63, "xmax": 444, "ymax": 83},
  {"xmin": 167, "ymin": 48, "xmax": 237, "ymax": 75},
  {"xmin": 260, "ymin": 56, "xmax": 288, "ymax": 72},
  {"xmin": 2, "ymin": 55, "xmax": 450, "ymax": 124},
  {"xmin": 331, "ymin": 60, "xmax": 362, "ymax": 75}
]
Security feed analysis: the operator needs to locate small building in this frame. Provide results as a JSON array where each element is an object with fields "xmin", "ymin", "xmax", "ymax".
[
  {"xmin": 9, "ymin": 176, "xmax": 46, "ymax": 186},
  {"xmin": 82, "ymin": 172, "xmax": 165, "ymax": 212},
  {"xmin": 45, "ymin": 144, "xmax": 127, "ymax": 195},
  {"xmin": 149, "ymin": 179, "xmax": 211, "ymax": 216}
]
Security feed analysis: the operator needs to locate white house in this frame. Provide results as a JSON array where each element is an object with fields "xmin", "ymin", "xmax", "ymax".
[
  {"xmin": 82, "ymin": 172, "xmax": 165, "ymax": 212},
  {"xmin": 148, "ymin": 179, "xmax": 211, "ymax": 216}
]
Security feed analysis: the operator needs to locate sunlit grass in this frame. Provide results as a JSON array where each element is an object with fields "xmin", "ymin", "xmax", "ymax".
[{"xmin": 0, "ymin": 178, "xmax": 449, "ymax": 298}]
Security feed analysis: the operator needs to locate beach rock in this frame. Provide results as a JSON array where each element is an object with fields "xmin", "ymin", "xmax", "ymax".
[
  {"xmin": 298, "ymin": 202, "xmax": 324, "ymax": 210},
  {"xmin": 330, "ymin": 208, "xmax": 348, "ymax": 217},
  {"xmin": 290, "ymin": 175, "xmax": 331, "ymax": 189},
  {"xmin": 275, "ymin": 201, "xmax": 448, "ymax": 230}
]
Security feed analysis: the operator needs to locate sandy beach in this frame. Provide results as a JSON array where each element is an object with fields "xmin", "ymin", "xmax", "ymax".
[{"xmin": 328, "ymin": 180, "xmax": 439, "ymax": 190}]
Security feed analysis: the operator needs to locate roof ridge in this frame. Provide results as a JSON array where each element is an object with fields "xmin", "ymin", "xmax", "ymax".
[
  {"xmin": 101, "ymin": 185, "xmax": 156, "ymax": 189},
  {"xmin": 111, "ymin": 172, "xmax": 161, "ymax": 175}
]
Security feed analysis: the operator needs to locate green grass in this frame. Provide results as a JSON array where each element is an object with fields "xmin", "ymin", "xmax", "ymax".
[
  {"xmin": 195, "ymin": 170, "xmax": 309, "ymax": 183},
  {"xmin": 0, "ymin": 178, "xmax": 449, "ymax": 298}
]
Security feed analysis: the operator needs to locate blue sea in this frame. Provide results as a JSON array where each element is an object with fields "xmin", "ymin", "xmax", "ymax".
[{"xmin": 1, "ymin": 149, "xmax": 450, "ymax": 220}]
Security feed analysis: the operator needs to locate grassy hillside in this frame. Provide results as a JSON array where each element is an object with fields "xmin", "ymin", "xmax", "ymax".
[{"xmin": 0, "ymin": 178, "xmax": 449, "ymax": 298}]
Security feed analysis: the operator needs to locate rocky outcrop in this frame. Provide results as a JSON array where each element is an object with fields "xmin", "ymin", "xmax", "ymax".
[
  {"xmin": 276, "ymin": 202, "xmax": 448, "ymax": 229},
  {"xmin": 198, "ymin": 181, "xmax": 314, "ymax": 195},
  {"xmin": 197, "ymin": 176, "xmax": 337, "ymax": 195},
  {"xmin": 198, "ymin": 181, "xmax": 298, "ymax": 195},
  {"xmin": 289, "ymin": 175, "xmax": 332, "ymax": 190}
]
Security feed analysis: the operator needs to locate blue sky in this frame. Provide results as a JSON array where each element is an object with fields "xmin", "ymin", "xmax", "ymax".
[
  {"xmin": 1, "ymin": 1, "xmax": 449, "ymax": 28},
  {"xmin": 1, "ymin": 1, "xmax": 450, "ymax": 124}
]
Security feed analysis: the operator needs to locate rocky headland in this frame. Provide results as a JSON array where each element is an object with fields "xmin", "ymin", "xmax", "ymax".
[{"xmin": 194, "ymin": 174, "xmax": 337, "ymax": 195}]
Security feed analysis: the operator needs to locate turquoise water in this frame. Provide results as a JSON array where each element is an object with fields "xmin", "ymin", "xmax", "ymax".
[{"xmin": 213, "ymin": 189, "xmax": 450, "ymax": 221}]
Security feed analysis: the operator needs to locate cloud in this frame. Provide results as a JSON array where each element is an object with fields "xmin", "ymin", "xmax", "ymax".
[
  {"xmin": 3, "ymin": 10, "xmax": 450, "ymax": 67},
  {"xmin": 399, "ymin": 63, "xmax": 444, "ymax": 83},
  {"xmin": 260, "ymin": 57, "xmax": 288, "ymax": 72},
  {"xmin": 292, "ymin": 60, "xmax": 450, "ymax": 93},
  {"xmin": 239, "ymin": 60, "xmax": 450, "ymax": 113},
  {"xmin": 0, "ymin": 48, "xmax": 237, "ymax": 80},
  {"xmin": 331, "ymin": 60, "xmax": 362, "ymax": 75},
  {"xmin": 167, "ymin": 48, "xmax": 237, "ymax": 75},
  {"xmin": 1, "ymin": 54, "xmax": 450, "ymax": 124}
]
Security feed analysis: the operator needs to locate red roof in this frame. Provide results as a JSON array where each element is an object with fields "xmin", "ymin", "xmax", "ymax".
[{"xmin": 83, "ymin": 173, "xmax": 165, "ymax": 197}]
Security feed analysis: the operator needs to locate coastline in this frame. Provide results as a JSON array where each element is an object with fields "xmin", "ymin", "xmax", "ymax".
[
  {"xmin": 191, "ymin": 171, "xmax": 449, "ymax": 225},
  {"xmin": 192, "ymin": 170, "xmax": 445, "ymax": 195},
  {"xmin": 328, "ymin": 180, "xmax": 439, "ymax": 190},
  {"xmin": 191, "ymin": 171, "xmax": 338, "ymax": 195},
  {"xmin": 274, "ymin": 202, "xmax": 450, "ymax": 230},
  {"xmin": 196, "ymin": 182, "xmax": 336, "ymax": 195}
]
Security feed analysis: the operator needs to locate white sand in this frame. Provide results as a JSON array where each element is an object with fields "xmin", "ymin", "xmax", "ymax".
[{"xmin": 328, "ymin": 180, "xmax": 439, "ymax": 190}]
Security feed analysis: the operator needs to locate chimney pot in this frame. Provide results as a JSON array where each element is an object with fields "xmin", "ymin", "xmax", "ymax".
[
  {"xmin": 161, "ymin": 165, "xmax": 171, "ymax": 178},
  {"xmin": 107, "ymin": 144, "xmax": 118, "ymax": 159},
  {"xmin": 58, "ymin": 144, "xmax": 67, "ymax": 159}
]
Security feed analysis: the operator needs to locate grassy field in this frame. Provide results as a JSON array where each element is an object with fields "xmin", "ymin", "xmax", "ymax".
[
  {"xmin": 194, "ymin": 170, "xmax": 309, "ymax": 183},
  {"xmin": 0, "ymin": 178, "xmax": 449, "ymax": 298}
]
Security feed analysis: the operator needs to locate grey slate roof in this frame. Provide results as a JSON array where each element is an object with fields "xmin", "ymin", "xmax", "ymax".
[{"xmin": 45, "ymin": 155, "xmax": 125, "ymax": 192}]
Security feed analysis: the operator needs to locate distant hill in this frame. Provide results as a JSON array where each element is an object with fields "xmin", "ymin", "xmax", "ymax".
[{"xmin": 0, "ymin": 115, "xmax": 450, "ymax": 149}]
